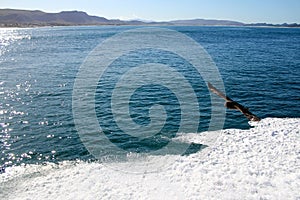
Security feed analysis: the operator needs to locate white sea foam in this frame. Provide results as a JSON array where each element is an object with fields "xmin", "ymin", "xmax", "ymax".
[{"xmin": 1, "ymin": 118, "xmax": 299, "ymax": 200}]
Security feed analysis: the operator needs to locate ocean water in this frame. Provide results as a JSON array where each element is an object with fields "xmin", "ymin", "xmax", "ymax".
[{"xmin": 0, "ymin": 26, "xmax": 299, "ymax": 170}]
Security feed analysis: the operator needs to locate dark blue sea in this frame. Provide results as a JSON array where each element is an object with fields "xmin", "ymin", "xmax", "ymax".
[{"xmin": 0, "ymin": 26, "xmax": 299, "ymax": 169}]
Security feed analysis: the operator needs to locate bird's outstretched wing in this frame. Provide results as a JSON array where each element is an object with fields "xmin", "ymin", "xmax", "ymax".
[{"xmin": 208, "ymin": 82, "xmax": 261, "ymax": 122}]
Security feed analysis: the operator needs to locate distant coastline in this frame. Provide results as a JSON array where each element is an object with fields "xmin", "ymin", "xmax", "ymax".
[{"xmin": 0, "ymin": 9, "xmax": 299, "ymax": 28}]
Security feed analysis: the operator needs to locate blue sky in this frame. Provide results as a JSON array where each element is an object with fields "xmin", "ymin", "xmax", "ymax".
[{"xmin": 0, "ymin": 0, "xmax": 299, "ymax": 23}]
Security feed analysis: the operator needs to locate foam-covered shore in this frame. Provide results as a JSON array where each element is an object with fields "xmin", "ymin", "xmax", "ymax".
[{"xmin": 1, "ymin": 118, "xmax": 299, "ymax": 200}]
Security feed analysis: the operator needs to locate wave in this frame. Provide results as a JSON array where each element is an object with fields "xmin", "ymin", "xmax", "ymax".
[{"xmin": 1, "ymin": 118, "xmax": 299, "ymax": 200}]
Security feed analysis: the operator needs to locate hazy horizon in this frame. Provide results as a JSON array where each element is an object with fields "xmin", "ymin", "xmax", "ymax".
[{"xmin": 0, "ymin": 0, "xmax": 299, "ymax": 24}]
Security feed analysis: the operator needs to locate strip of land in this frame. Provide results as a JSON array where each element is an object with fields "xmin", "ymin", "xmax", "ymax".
[{"xmin": 0, "ymin": 9, "xmax": 299, "ymax": 28}]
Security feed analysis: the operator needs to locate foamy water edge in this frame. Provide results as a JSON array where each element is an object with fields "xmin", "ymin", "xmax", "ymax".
[{"xmin": 1, "ymin": 118, "xmax": 299, "ymax": 200}]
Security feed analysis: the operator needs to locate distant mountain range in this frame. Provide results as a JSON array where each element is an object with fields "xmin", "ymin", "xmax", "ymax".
[
  {"xmin": 0, "ymin": 9, "xmax": 299, "ymax": 28},
  {"xmin": 169, "ymin": 19, "xmax": 244, "ymax": 26}
]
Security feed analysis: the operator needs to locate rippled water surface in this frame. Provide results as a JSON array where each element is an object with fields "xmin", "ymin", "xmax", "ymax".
[{"xmin": 0, "ymin": 26, "xmax": 299, "ymax": 168}]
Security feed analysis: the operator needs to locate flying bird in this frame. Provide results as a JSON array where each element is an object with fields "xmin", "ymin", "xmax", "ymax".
[{"xmin": 208, "ymin": 82, "xmax": 261, "ymax": 122}]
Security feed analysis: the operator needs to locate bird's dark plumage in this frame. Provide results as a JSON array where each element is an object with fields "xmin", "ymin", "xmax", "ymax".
[{"xmin": 208, "ymin": 82, "xmax": 261, "ymax": 122}]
